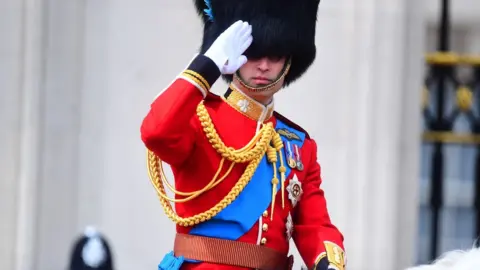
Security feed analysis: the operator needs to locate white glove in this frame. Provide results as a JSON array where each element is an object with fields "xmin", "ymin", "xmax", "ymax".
[{"xmin": 204, "ymin": 20, "xmax": 253, "ymax": 74}]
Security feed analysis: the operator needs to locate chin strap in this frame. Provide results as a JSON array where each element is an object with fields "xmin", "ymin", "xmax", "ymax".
[{"xmin": 234, "ymin": 58, "xmax": 291, "ymax": 93}]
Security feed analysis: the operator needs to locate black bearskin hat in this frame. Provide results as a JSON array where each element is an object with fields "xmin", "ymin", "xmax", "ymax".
[
  {"xmin": 68, "ymin": 226, "xmax": 115, "ymax": 270},
  {"xmin": 194, "ymin": 0, "xmax": 321, "ymax": 86}
]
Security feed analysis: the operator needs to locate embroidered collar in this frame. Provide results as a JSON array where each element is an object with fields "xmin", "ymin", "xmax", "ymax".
[{"xmin": 222, "ymin": 84, "xmax": 275, "ymax": 122}]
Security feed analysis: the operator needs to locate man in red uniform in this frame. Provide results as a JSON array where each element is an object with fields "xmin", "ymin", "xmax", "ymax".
[{"xmin": 141, "ymin": 0, "xmax": 346, "ymax": 269}]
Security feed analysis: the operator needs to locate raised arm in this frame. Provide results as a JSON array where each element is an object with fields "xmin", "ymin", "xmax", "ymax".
[
  {"xmin": 140, "ymin": 54, "xmax": 220, "ymax": 166},
  {"xmin": 140, "ymin": 20, "xmax": 253, "ymax": 166}
]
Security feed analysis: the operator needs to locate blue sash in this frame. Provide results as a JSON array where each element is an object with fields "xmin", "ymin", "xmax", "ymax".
[{"xmin": 188, "ymin": 118, "xmax": 306, "ymax": 239}]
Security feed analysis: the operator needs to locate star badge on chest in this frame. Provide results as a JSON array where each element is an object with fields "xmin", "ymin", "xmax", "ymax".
[
  {"xmin": 286, "ymin": 175, "xmax": 303, "ymax": 207},
  {"xmin": 286, "ymin": 212, "xmax": 293, "ymax": 241}
]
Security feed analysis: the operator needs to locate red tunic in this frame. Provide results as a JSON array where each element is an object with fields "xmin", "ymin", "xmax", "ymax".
[{"xmin": 140, "ymin": 54, "xmax": 345, "ymax": 270}]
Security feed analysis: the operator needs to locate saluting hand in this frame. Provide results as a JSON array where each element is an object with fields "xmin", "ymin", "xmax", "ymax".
[{"xmin": 204, "ymin": 20, "xmax": 253, "ymax": 74}]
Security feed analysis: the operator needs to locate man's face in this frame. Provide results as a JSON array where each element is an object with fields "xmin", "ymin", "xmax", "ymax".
[{"xmin": 238, "ymin": 56, "xmax": 287, "ymax": 87}]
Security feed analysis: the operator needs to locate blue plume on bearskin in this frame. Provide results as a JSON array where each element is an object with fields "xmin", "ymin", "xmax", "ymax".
[{"xmin": 203, "ymin": 0, "xmax": 214, "ymax": 22}]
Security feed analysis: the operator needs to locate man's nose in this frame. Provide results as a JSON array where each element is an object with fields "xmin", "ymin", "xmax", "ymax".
[{"xmin": 257, "ymin": 58, "xmax": 270, "ymax": 71}]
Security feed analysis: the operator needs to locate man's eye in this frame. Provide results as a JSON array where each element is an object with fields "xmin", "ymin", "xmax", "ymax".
[{"xmin": 269, "ymin": 56, "xmax": 281, "ymax": 62}]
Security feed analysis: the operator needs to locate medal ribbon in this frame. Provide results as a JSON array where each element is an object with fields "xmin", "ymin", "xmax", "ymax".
[
  {"xmin": 294, "ymin": 144, "xmax": 301, "ymax": 162},
  {"xmin": 286, "ymin": 141, "xmax": 293, "ymax": 158},
  {"xmin": 294, "ymin": 144, "xmax": 303, "ymax": 170}
]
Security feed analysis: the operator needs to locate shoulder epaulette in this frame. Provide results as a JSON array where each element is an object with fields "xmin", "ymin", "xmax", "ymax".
[{"xmin": 273, "ymin": 111, "xmax": 310, "ymax": 139}]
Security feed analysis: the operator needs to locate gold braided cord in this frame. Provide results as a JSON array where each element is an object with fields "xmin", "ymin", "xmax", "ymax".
[
  {"xmin": 266, "ymin": 133, "xmax": 287, "ymax": 220},
  {"xmin": 268, "ymin": 145, "xmax": 279, "ymax": 220},
  {"xmin": 161, "ymin": 132, "xmax": 257, "ymax": 198},
  {"xmin": 196, "ymin": 103, "xmax": 273, "ymax": 163},
  {"xmin": 147, "ymin": 101, "xmax": 286, "ymax": 227},
  {"xmin": 156, "ymin": 158, "xmax": 233, "ymax": 203},
  {"xmin": 272, "ymin": 133, "xmax": 286, "ymax": 208},
  {"xmin": 147, "ymin": 150, "xmax": 264, "ymax": 226},
  {"xmin": 162, "ymin": 159, "xmax": 236, "ymax": 198}
]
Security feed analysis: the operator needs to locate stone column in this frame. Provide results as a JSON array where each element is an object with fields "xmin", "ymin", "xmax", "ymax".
[
  {"xmin": 0, "ymin": 1, "xmax": 24, "ymax": 268},
  {"xmin": 396, "ymin": 1, "xmax": 428, "ymax": 268},
  {"xmin": 32, "ymin": 0, "xmax": 86, "ymax": 268},
  {"xmin": 0, "ymin": 0, "xmax": 87, "ymax": 269},
  {"xmin": 0, "ymin": 0, "xmax": 45, "ymax": 269}
]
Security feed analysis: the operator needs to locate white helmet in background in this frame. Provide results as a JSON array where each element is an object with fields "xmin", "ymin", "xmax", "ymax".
[{"xmin": 68, "ymin": 226, "xmax": 115, "ymax": 270}]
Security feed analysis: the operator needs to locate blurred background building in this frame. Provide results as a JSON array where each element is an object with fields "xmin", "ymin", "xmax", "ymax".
[
  {"xmin": 1, "ymin": 0, "xmax": 479, "ymax": 269},
  {"xmin": 420, "ymin": 0, "xmax": 480, "ymax": 265}
]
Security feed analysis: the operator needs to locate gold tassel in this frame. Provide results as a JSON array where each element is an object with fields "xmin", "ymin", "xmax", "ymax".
[
  {"xmin": 271, "ymin": 175, "xmax": 278, "ymax": 221},
  {"xmin": 267, "ymin": 145, "xmax": 278, "ymax": 220},
  {"xmin": 272, "ymin": 133, "xmax": 286, "ymax": 208},
  {"xmin": 278, "ymin": 150, "xmax": 286, "ymax": 208}
]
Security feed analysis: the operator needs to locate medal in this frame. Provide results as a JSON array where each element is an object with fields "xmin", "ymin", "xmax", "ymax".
[
  {"xmin": 285, "ymin": 141, "xmax": 296, "ymax": 168},
  {"xmin": 287, "ymin": 157, "xmax": 297, "ymax": 168},
  {"xmin": 296, "ymin": 160, "xmax": 304, "ymax": 171},
  {"xmin": 294, "ymin": 145, "xmax": 303, "ymax": 171},
  {"xmin": 286, "ymin": 175, "xmax": 303, "ymax": 207}
]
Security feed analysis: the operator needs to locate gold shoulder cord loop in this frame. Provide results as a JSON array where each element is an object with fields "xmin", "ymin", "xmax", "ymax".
[
  {"xmin": 272, "ymin": 133, "xmax": 286, "ymax": 209},
  {"xmin": 147, "ymin": 101, "xmax": 286, "ymax": 226}
]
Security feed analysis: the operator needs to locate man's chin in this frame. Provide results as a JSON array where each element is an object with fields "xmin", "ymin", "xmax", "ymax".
[
  {"xmin": 252, "ymin": 83, "xmax": 270, "ymax": 87},
  {"xmin": 248, "ymin": 81, "xmax": 272, "ymax": 88}
]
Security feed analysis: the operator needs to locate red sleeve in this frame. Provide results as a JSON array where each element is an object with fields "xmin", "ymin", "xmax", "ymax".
[
  {"xmin": 292, "ymin": 139, "xmax": 346, "ymax": 270},
  {"xmin": 140, "ymin": 54, "xmax": 220, "ymax": 166}
]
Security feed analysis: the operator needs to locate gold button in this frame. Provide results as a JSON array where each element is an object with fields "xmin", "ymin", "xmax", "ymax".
[
  {"xmin": 262, "ymin": 223, "xmax": 268, "ymax": 232},
  {"xmin": 262, "ymin": 211, "xmax": 268, "ymax": 217},
  {"xmin": 260, "ymin": 237, "xmax": 267, "ymax": 245}
]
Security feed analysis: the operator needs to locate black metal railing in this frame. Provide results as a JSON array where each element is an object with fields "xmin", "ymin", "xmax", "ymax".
[{"xmin": 422, "ymin": 0, "xmax": 480, "ymax": 261}]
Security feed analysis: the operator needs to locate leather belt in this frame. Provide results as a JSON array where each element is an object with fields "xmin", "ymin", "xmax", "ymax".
[{"xmin": 173, "ymin": 233, "xmax": 292, "ymax": 270}]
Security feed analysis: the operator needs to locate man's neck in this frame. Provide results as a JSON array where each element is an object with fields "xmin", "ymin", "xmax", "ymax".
[
  {"xmin": 231, "ymin": 81, "xmax": 273, "ymax": 106},
  {"xmin": 224, "ymin": 84, "xmax": 275, "ymax": 122}
]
